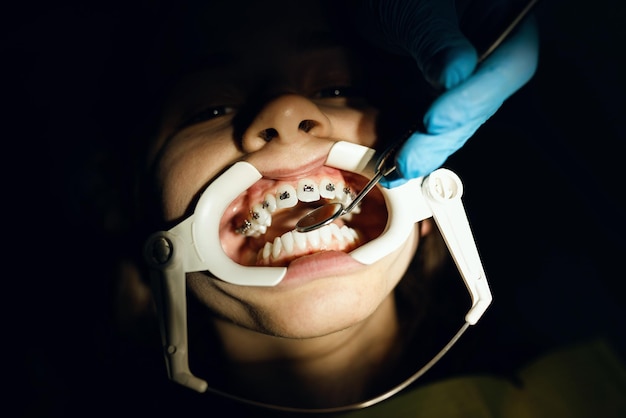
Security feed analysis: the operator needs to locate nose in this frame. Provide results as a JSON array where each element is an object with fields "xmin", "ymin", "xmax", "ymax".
[{"xmin": 241, "ymin": 94, "xmax": 332, "ymax": 153}]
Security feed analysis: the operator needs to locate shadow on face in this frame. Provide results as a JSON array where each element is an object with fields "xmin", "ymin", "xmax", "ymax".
[{"xmin": 153, "ymin": 0, "xmax": 432, "ymax": 144}]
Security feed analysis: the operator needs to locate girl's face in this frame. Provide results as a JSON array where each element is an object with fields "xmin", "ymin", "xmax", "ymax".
[{"xmin": 148, "ymin": 1, "xmax": 422, "ymax": 338}]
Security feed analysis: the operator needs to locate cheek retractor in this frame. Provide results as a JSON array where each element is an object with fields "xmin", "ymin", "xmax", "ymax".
[
  {"xmin": 143, "ymin": 162, "xmax": 285, "ymax": 393},
  {"xmin": 143, "ymin": 140, "xmax": 492, "ymax": 394},
  {"xmin": 140, "ymin": 0, "xmax": 539, "ymax": 396},
  {"xmin": 324, "ymin": 141, "xmax": 491, "ymax": 325}
]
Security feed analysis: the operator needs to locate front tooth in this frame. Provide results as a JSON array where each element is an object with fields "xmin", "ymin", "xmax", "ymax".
[
  {"xmin": 319, "ymin": 224, "xmax": 332, "ymax": 245},
  {"xmin": 276, "ymin": 184, "xmax": 298, "ymax": 209},
  {"xmin": 305, "ymin": 229, "xmax": 321, "ymax": 248},
  {"xmin": 329, "ymin": 223, "xmax": 344, "ymax": 242},
  {"xmin": 281, "ymin": 231, "xmax": 295, "ymax": 254},
  {"xmin": 297, "ymin": 179, "xmax": 320, "ymax": 202},
  {"xmin": 272, "ymin": 236, "xmax": 282, "ymax": 259},
  {"xmin": 319, "ymin": 178, "xmax": 336, "ymax": 199},
  {"xmin": 262, "ymin": 242, "xmax": 271, "ymax": 260},
  {"xmin": 293, "ymin": 230, "xmax": 307, "ymax": 250},
  {"xmin": 250, "ymin": 203, "xmax": 271, "ymax": 227}
]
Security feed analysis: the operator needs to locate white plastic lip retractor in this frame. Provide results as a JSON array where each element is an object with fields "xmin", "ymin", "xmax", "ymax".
[{"xmin": 143, "ymin": 140, "xmax": 492, "ymax": 394}]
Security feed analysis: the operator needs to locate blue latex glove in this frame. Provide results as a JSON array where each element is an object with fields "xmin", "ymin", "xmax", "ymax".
[{"xmin": 356, "ymin": 0, "xmax": 540, "ymax": 187}]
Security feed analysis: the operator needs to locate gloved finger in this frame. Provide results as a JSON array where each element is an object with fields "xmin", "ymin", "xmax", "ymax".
[
  {"xmin": 381, "ymin": 120, "xmax": 483, "ymax": 188},
  {"xmin": 356, "ymin": 0, "xmax": 478, "ymax": 89},
  {"xmin": 384, "ymin": 16, "xmax": 539, "ymax": 186},
  {"xmin": 424, "ymin": 16, "xmax": 539, "ymax": 135},
  {"xmin": 420, "ymin": 34, "xmax": 478, "ymax": 90},
  {"xmin": 402, "ymin": 0, "xmax": 479, "ymax": 90}
]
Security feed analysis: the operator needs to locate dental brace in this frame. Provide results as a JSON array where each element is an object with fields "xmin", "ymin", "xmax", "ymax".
[{"xmin": 144, "ymin": 140, "xmax": 492, "ymax": 397}]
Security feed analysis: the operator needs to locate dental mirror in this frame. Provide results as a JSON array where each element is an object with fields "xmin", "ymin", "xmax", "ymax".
[
  {"xmin": 295, "ymin": 0, "xmax": 537, "ymax": 234},
  {"xmin": 296, "ymin": 143, "xmax": 399, "ymax": 232}
]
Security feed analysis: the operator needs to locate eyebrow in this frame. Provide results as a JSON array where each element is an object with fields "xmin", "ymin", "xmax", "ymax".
[
  {"xmin": 191, "ymin": 29, "xmax": 339, "ymax": 68},
  {"xmin": 184, "ymin": 51, "xmax": 236, "ymax": 73},
  {"xmin": 295, "ymin": 30, "xmax": 340, "ymax": 50}
]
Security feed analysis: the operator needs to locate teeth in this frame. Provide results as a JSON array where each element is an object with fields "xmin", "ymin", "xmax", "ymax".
[
  {"xmin": 281, "ymin": 231, "xmax": 294, "ymax": 253},
  {"xmin": 262, "ymin": 194, "xmax": 277, "ymax": 212},
  {"xmin": 319, "ymin": 178, "xmax": 336, "ymax": 199},
  {"xmin": 305, "ymin": 229, "xmax": 320, "ymax": 248},
  {"xmin": 236, "ymin": 177, "xmax": 363, "ymax": 239},
  {"xmin": 258, "ymin": 224, "xmax": 360, "ymax": 263},
  {"xmin": 319, "ymin": 224, "xmax": 332, "ymax": 245},
  {"xmin": 341, "ymin": 212, "xmax": 354, "ymax": 222},
  {"xmin": 334, "ymin": 182, "xmax": 354, "ymax": 206},
  {"xmin": 334, "ymin": 181, "xmax": 346, "ymax": 202},
  {"xmin": 236, "ymin": 219, "xmax": 252, "ymax": 235},
  {"xmin": 330, "ymin": 223, "xmax": 343, "ymax": 241},
  {"xmin": 276, "ymin": 184, "xmax": 298, "ymax": 209},
  {"xmin": 250, "ymin": 203, "xmax": 271, "ymax": 227},
  {"xmin": 272, "ymin": 236, "xmax": 282, "ymax": 259},
  {"xmin": 341, "ymin": 225, "xmax": 358, "ymax": 243},
  {"xmin": 297, "ymin": 179, "xmax": 320, "ymax": 202},
  {"xmin": 293, "ymin": 230, "xmax": 307, "ymax": 250}
]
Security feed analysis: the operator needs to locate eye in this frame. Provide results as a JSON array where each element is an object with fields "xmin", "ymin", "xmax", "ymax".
[
  {"xmin": 180, "ymin": 105, "xmax": 236, "ymax": 128},
  {"xmin": 313, "ymin": 86, "xmax": 359, "ymax": 99}
]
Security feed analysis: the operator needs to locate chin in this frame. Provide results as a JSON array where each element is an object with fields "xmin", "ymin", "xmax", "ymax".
[
  {"xmin": 190, "ymin": 226, "xmax": 420, "ymax": 339},
  {"xmin": 252, "ymin": 274, "xmax": 391, "ymax": 338}
]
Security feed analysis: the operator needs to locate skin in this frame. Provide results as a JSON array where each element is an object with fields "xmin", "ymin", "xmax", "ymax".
[{"xmin": 145, "ymin": 0, "xmax": 432, "ymax": 407}]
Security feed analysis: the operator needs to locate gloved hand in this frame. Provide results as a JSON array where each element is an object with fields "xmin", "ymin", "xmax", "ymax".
[{"xmin": 356, "ymin": 0, "xmax": 540, "ymax": 187}]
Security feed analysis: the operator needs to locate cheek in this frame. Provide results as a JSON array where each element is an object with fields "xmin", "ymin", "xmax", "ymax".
[
  {"xmin": 370, "ymin": 224, "xmax": 420, "ymax": 294},
  {"xmin": 157, "ymin": 133, "xmax": 243, "ymax": 221},
  {"xmin": 325, "ymin": 106, "xmax": 379, "ymax": 148}
]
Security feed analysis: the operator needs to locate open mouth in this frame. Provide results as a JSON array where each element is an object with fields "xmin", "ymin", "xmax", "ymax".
[{"xmin": 219, "ymin": 166, "xmax": 388, "ymax": 267}]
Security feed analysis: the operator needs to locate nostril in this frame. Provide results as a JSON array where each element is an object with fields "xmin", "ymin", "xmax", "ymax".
[
  {"xmin": 255, "ymin": 119, "xmax": 319, "ymax": 145},
  {"xmin": 259, "ymin": 128, "xmax": 278, "ymax": 142},
  {"xmin": 298, "ymin": 119, "xmax": 316, "ymax": 133}
]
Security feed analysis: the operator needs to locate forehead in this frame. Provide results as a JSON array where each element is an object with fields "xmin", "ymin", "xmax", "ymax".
[
  {"xmin": 171, "ymin": 0, "xmax": 339, "ymax": 72},
  {"xmin": 155, "ymin": 0, "xmax": 358, "ymax": 136}
]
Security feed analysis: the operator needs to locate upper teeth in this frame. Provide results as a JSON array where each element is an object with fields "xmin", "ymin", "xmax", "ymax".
[
  {"xmin": 236, "ymin": 178, "xmax": 360, "ymax": 238},
  {"xmin": 297, "ymin": 179, "xmax": 319, "ymax": 202}
]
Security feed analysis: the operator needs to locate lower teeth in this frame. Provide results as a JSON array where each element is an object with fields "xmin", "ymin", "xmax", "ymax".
[{"xmin": 258, "ymin": 223, "xmax": 358, "ymax": 263}]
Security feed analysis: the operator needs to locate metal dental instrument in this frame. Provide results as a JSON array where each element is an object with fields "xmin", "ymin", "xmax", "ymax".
[
  {"xmin": 296, "ymin": 139, "xmax": 401, "ymax": 232},
  {"xmin": 295, "ymin": 0, "xmax": 538, "ymax": 234}
]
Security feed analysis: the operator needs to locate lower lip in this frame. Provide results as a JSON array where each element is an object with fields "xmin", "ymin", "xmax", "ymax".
[{"xmin": 280, "ymin": 251, "xmax": 364, "ymax": 285}]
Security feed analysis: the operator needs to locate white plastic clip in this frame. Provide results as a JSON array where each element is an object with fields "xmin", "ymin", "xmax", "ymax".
[
  {"xmin": 143, "ymin": 161, "xmax": 287, "ymax": 393},
  {"xmin": 324, "ymin": 142, "xmax": 492, "ymax": 325},
  {"xmin": 422, "ymin": 169, "xmax": 492, "ymax": 325}
]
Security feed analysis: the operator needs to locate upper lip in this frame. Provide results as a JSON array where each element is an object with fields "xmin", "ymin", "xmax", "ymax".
[
  {"xmin": 243, "ymin": 139, "xmax": 335, "ymax": 180},
  {"xmin": 256, "ymin": 156, "xmax": 329, "ymax": 180}
]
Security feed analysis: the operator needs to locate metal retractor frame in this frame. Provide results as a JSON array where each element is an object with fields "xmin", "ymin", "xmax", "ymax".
[{"xmin": 144, "ymin": 141, "xmax": 492, "ymax": 411}]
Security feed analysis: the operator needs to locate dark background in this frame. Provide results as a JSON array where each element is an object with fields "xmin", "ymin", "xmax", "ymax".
[{"xmin": 4, "ymin": 0, "xmax": 625, "ymax": 416}]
